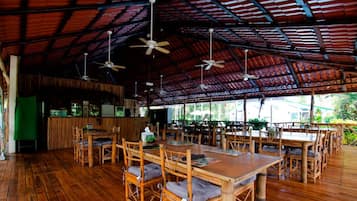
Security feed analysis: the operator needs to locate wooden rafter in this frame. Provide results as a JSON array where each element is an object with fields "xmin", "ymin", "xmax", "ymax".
[
  {"xmin": 3, "ymin": 19, "xmax": 148, "ymax": 47},
  {"xmin": 0, "ymin": 1, "xmax": 148, "ymax": 15}
]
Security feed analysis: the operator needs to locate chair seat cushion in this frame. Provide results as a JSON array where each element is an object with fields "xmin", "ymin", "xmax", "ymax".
[
  {"xmin": 166, "ymin": 177, "xmax": 221, "ymax": 201},
  {"xmin": 289, "ymin": 149, "xmax": 320, "ymax": 158},
  {"xmin": 128, "ymin": 163, "xmax": 161, "ymax": 181},
  {"xmin": 95, "ymin": 138, "xmax": 112, "ymax": 145}
]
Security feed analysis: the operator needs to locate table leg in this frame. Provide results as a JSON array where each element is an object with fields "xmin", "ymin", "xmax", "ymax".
[
  {"xmin": 256, "ymin": 169, "xmax": 267, "ymax": 201},
  {"xmin": 88, "ymin": 135, "xmax": 93, "ymax": 167},
  {"xmin": 111, "ymin": 134, "xmax": 117, "ymax": 164},
  {"xmin": 302, "ymin": 142, "xmax": 308, "ymax": 183},
  {"xmin": 221, "ymin": 181, "xmax": 234, "ymax": 201}
]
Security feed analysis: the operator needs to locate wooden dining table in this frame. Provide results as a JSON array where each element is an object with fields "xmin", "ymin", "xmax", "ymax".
[
  {"xmin": 84, "ymin": 129, "xmax": 117, "ymax": 167},
  {"xmin": 225, "ymin": 130, "xmax": 320, "ymax": 183},
  {"xmin": 119, "ymin": 142, "xmax": 281, "ymax": 201}
]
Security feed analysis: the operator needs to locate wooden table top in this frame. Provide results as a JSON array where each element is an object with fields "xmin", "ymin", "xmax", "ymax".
[
  {"xmin": 143, "ymin": 143, "xmax": 281, "ymax": 185},
  {"xmin": 225, "ymin": 130, "xmax": 319, "ymax": 143}
]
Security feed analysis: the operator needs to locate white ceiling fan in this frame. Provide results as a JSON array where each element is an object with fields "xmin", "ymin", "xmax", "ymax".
[
  {"xmin": 94, "ymin": 31, "xmax": 126, "ymax": 71},
  {"xmin": 195, "ymin": 28, "xmax": 224, "ymax": 70},
  {"xmin": 129, "ymin": 0, "xmax": 170, "ymax": 55},
  {"xmin": 199, "ymin": 65, "xmax": 209, "ymax": 90},
  {"xmin": 159, "ymin": 74, "xmax": 166, "ymax": 95},
  {"xmin": 241, "ymin": 49, "xmax": 258, "ymax": 81},
  {"xmin": 76, "ymin": 52, "xmax": 96, "ymax": 81}
]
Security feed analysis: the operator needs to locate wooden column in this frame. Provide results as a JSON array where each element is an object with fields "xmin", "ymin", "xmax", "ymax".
[
  {"xmin": 8, "ymin": 56, "xmax": 19, "ymax": 153},
  {"xmin": 183, "ymin": 102, "xmax": 186, "ymax": 126},
  {"xmin": 243, "ymin": 94, "xmax": 247, "ymax": 131},
  {"xmin": 310, "ymin": 90, "xmax": 315, "ymax": 124}
]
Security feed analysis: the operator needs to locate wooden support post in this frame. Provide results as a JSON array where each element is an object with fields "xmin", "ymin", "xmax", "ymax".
[
  {"xmin": 243, "ymin": 94, "xmax": 247, "ymax": 132},
  {"xmin": 8, "ymin": 55, "xmax": 18, "ymax": 153},
  {"xmin": 310, "ymin": 90, "xmax": 314, "ymax": 125}
]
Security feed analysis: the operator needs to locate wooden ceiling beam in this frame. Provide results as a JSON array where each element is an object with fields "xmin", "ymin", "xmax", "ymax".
[
  {"xmin": 19, "ymin": 1, "xmax": 28, "ymax": 56},
  {"xmin": 62, "ymin": 9, "xmax": 107, "ymax": 59},
  {"xmin": 86, "ymin": 6, "xmax": 147, "ymax": 59},
  {"xmin": 45, "ymin": 0, "xmax": 77, "ymax": 64},
  {"xmin": 3, "ymin": 19, "xmax": 148, "ymax": 47},
  {"xmin": 0, "ymin": 1, "xmax": 148, "ymax": 15},
  {"xmin": 163, "ymin": 18, "xmax": 357, "ymax": 29},
  {"xmin": 284, "ymin": 58, "xmax": 301, "ymax": 88}
]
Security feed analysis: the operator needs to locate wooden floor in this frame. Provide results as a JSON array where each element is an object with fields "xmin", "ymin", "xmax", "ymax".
[{"xmin": 1, "ymin": 146, "xmax": 357, "ymax": 201}]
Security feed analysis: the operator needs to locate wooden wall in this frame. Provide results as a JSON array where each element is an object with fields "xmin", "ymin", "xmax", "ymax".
[{"xmin": 47, "ymin": 117, "xmax": 148, "ymax": 150}]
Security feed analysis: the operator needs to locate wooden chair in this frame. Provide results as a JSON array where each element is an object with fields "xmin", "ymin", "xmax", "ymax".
[
  {"xmin": 101, "ymin": 126, "xmax": 120, "ymax": 164},
  {"xmin": 289, "ymin": 130, "xmax": 323, "ymax": 183},
  {"xmin": 321, "ymin": 131, "xmax": 330, "ymax": 172},
  {"xmin": 181, "ymin": 133, "xmax": 202, "ymax": 144},
  {"xmin": 229, "ymin": 139, "xmax": 256, "ymax": 201},
  {"xmin": 259, "ymin": 128, "xmax": 286, "ymax": 179},
  {"xmin": 72, "ymin": 127, "xmax": 79, "ymax": 162},
  {"xmin": 122, "ymin": 139, "xmax": 162, "ymax": 201},
  {"xmin": 74, "ymin": 127, "xmax": 101, "ymax": 166},
  {"xmin": 159, "ymin": 145, "xmax": 221, "ymax": 201}
]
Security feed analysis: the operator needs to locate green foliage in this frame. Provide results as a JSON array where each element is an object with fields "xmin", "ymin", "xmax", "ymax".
[
  {"xmin": 314, "ymin": 108, "xmax": 322, "ymax": 123},
  {"xmin": 334, "ymin": 93, "xmax": 357, "ymax": 120},
  {"xmin": 248, "ymin": 118, "xmax": 267, "ymax": 130}
]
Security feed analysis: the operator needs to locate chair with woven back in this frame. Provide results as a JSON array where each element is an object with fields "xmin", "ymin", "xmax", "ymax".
[
  {"xmin": 122, "ymin": 139, "xmax": 162, "ymax": 201},
  {"xmin": 289, "ymin": 130, "xmax": 323, "ymax": 183},
  {"xmin": 159, "ymin": 144, "xmax": 222, "ymax": 201},
  {"xmin": 101, "ymin": 126, "xmax": 120, "ymax": 164},
  {"xmin": 258, "ymin": 128, "xmax": 286, "ymax": 179}
]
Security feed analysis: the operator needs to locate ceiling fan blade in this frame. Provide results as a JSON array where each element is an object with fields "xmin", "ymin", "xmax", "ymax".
[
  {"xmin": 112, "ymin": 65, "xmax": 126, "ymax": 69},
  {"xmin": 156, "ymin": 41, "xmax": 170, "ymax": 46},
  {"xmin": 98, "ymin": 66, "xmax": 106, "ymax": 69},
  {"xmin": 215, "ymin": 60, "xmax": 225, "ymax": 64},
  {"xmin": 202, "ymin": 60, "xmax": 210, "ymax": 63},
  {"xmin": 155, "ymin": 46, "xmax": 170, "ymax": 54},
  {"xmin": 129, "ymin": 45, "xmax": 148, "ymax": 48},
  {"xmin": 94, "ymin": 62, "xmax": 105, "ymax": 65},
  {"xmin": 139, "ymin": 37, "xmax": 148, "ymax": 44},
  {"xmin": 204, "ymin": 64, "xmax": 213, "ymax": 70},
  {"xmin": 145, "ymin": 47, "xmax": 153, "ymax": 55},
  {"xmin": 213, "ymin": 63, "xmax": 224, "ymax": 68},
  {"xmin": 195, "ymin": 64, "xmax": 205, "ymax": 68}
]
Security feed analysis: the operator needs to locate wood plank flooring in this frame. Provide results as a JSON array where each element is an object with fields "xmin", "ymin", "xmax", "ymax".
[{"xmin": 0, "ymin": 146, "xmax": 356, "ymax": 201}]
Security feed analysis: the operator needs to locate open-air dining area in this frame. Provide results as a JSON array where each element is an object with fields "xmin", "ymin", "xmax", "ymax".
[{"xmin": 1, "ymin": 0, "xmax": 357, "ymax": 201}]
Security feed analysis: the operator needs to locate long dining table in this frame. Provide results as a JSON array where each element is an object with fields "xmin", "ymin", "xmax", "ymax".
[
  {"xmin": 84, "ymin": 129, "xmax": 117, "ymax": 167},
  {"xmin": 119, "ymin": 142, "xmax": 281, "ymax": 201},
  {"xmin": 225, "ymin": 130, "xmax": 321, "ymax": 183}
]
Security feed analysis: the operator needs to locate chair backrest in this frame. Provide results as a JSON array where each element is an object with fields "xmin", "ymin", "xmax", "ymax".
[
  {"xmin": 122, "ymin": 139, "xmax": 144, "ymax": 178},
  {"xmin": 112, "ymin": 126, "xmax": 121, "ymax": 143},
  {"xmin": 259, "ymin": 128, "xmax": 283, "ymax": 155},
  {"xmin": 160, "ymin": 144, "xmax": 192, "ymax": 201},
  {"xmin": 181, "ymin": 133, "xmax": 202, "ymax": 144},
  {"xmin": 312, "ymin": 130, "xmax": 323, "ymax": 154}
]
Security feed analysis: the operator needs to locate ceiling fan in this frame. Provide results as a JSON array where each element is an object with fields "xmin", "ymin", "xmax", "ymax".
[
  {"xmin": 195, "ymin": 28, "xmax": 224, "ymax": 70},
  {"xmin": 241, "ymin": 49, "xmax": 258, "ymax": 81},
  {"xmin": 133, "ymin": 81, "xmax": 141, "ymax": 98},
  {"xmin": 159, "ymin": 74, "xmax": 166, "ymax": 95},
  {"xmin": 94, "ymin": 31, "xmax": 126, "ymax": 71},
  {"xmin": 129, "ymin": 0, "xmax": 170, "ymax": 55},
  {"xmin": 199, "ymin": 65, "xmax": 209, "ymax": 90},
  {"xmin": 76, "ymin": 52, "xmax": 96, "ymax": 81}
]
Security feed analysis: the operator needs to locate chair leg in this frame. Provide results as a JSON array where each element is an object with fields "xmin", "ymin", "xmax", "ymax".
[
  {"xmin": 125, "ymin": 178, "xmax": 129, "ymax": 201},
  {"xmin": 140, "ymin": 185, "xmax": 144, "ymax": 201}
]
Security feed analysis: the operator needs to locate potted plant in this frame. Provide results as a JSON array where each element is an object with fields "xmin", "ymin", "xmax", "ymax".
[{"xmin": 248, "ymin": 118, "xmax": 267, "ymax": 130}]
